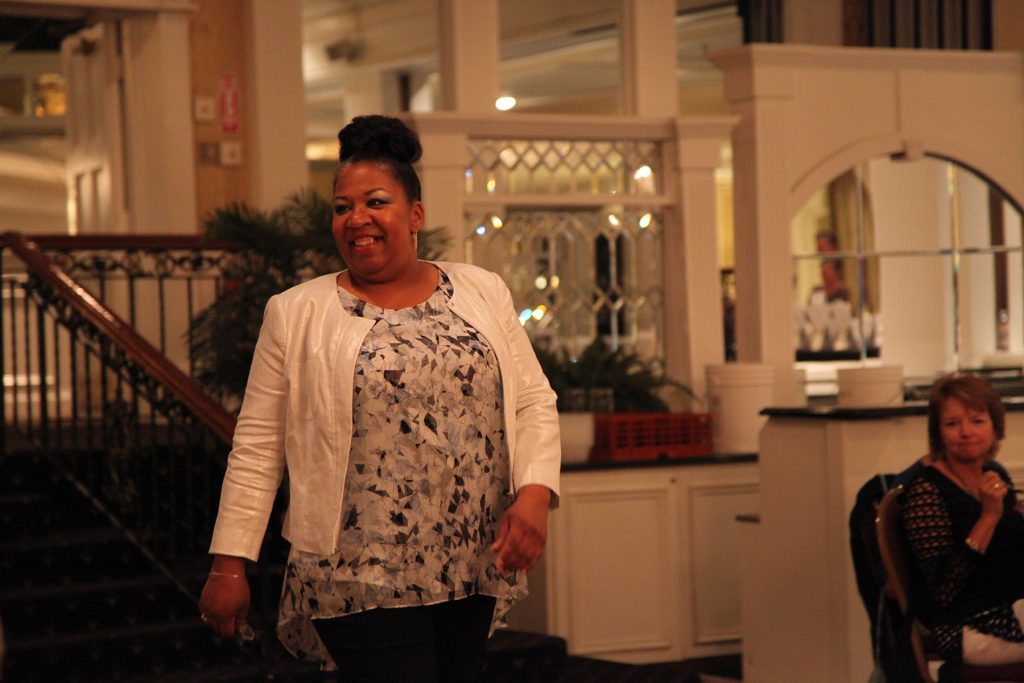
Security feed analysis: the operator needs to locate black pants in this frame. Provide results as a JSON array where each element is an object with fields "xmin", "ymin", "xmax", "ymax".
[{"xmin": 312, "ymin": 595, "xmax": 497, "ymax": 683}]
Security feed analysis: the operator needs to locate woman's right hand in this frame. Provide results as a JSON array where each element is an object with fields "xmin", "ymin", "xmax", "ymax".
[{"xmin": 198, "ymin": 556, "xmax": 250, "ymax": 639}]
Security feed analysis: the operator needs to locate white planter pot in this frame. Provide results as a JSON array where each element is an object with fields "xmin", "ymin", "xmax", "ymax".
[{"xmin": 559, "ymin": 412, "xmax": 595, "ymax": 464}]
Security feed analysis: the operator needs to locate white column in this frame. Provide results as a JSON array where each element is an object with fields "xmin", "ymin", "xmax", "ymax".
[
  {"xmin": 408, "ymin": 115, "xmax": 469, "ymax": 262},
  {"xmin": 715, "ymin": 52, "xmax": 796, "ymax": 375},
  {"xmin": 620, "ymin": 0, "xmax": 678, "ymax": 117},
  {"xmin": 664, "ymin": 118, "xmax": 737, "ymax": 404},
  {"xmin": 244, "ymin": 0, "xmax": 308, "ymax": 210},
  {"xmin": 437, "ymin": 0, "xmax": 500, "ymax": 114},
  {"xmin": 121, "ymin": 10, "xmax": 197, "ymax": 234}
]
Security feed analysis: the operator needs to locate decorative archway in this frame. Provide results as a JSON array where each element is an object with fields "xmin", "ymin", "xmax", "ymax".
[{"xmin": 711, "ymin": 44, "xmax": 1024, "ymax": 372}]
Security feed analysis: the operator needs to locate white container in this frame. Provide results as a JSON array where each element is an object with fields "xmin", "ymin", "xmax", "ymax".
[
  {"xmin": 982, "ymin": 352, "xmax": 1024, "ymax": 370},
  {"xmin": 774, "ymin": 367, "xmax": 808, "ymax": 408},
  {"xmin": 836, "ymin": 366, "xmax": 904, "ymax": 407},
  {"xmin": 558, "ymin": 412, "xmax": 594, "ymax": 464},
  {"xmin": 706, "ymin": 363, "xmax": 775, "ymax": 454}
]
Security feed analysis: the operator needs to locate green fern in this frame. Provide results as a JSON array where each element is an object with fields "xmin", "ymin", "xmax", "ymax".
[{"xmin": 534, "ymin": 338, "xmax": 697, "ymax": 413}]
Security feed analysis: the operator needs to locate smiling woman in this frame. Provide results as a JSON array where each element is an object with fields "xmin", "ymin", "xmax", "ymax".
[
  {"xmin": 901, "ymin": 374, "xmax": 1024, "ymax": 667},
  {"xmin": 199, "ymin": 115, "xmax": 562, "ymax": 682},
  {"xmin": 331, "ymin": 117, "xmax": 432, "ymax": 307}
]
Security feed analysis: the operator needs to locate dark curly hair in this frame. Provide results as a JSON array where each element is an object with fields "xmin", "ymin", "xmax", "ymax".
[
  {"xmin": 336, "ymin": 115, "xmax": 422, "ymax": 202},
  {"xmin": 927, "ymin": 373, "xmax": 1005, "ymax": 460}
]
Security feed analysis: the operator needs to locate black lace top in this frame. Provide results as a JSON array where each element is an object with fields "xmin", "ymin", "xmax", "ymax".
[{"xmin": 903, "ymin": 464, "xmax": 1024, "ymax": 658}]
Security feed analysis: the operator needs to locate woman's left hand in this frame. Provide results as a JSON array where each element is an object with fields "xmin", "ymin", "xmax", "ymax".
[
  {"xmin": 492, "ymin": 484, "xmax": 551, "ymax": 575},
  {"xmin": 979, "ymin": 471, "xmax": 1009, "ymax": 518}
]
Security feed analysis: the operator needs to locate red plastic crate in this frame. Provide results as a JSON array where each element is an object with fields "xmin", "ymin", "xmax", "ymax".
[{"xmin": 590, "ymin": 412, "xmax": 713, "ymax": 462}]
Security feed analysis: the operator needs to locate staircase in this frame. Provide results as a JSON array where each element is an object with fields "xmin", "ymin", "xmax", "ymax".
[
  {"xmin": 0, "ymin": 449, "xmax": 579, "ymax": 683},
  {"xmin": 0, "ymin": 449, "xmax": 329, "ymax": 682},
  {"xmin": 0, "ymin": 234, "xmax": 574, "ymax": 683}
]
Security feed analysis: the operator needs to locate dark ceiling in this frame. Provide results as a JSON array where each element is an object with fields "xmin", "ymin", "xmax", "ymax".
[{"xmin": 0, "ymin": 16, "xmax": 86, "ymax": 51}]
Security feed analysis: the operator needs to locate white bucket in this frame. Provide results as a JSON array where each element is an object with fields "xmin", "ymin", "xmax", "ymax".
[
  {"xmin": 836, "ymin": 366, "xmax": 904, "ymax": 407},
  {"xmin": 774, "ymin": 367, "xmax": 808, "ymax": 408},
  {"xmin": 558, "ymin": 412, "xmax": 594, "ymax": 464},
  {"xmin": 706, "ymin": 363, "xmax": 775, "ymax": 454}
]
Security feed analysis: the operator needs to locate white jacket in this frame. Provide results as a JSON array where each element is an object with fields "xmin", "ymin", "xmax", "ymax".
[{"xmin": 210, "ymin": 262, "xmax": 561, "ymax": 560}]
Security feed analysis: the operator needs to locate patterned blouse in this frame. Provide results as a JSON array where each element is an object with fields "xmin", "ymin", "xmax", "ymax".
[{"xmin": 277, "ymin": 270, "xmax": 525, "ymax": 664}]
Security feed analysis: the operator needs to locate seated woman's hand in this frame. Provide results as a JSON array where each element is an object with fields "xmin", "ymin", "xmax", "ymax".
[
  {"xmin": 492, "ymin": 485, "xmax": 551, "ymax": 575},
  {"xmin": 980, "ymin": 471, "xmax": 1009, "ymax": 518}
]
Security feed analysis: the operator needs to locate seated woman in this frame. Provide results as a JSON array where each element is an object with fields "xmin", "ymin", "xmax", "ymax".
[{"xmin": 903, "ymin": 374, "xmax": 1024, "ymax": 665}]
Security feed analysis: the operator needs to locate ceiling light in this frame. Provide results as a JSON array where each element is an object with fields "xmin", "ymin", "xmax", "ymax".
[{"xmin": 495, "ymin": 96, "xmax": 517, "ymax": 111}]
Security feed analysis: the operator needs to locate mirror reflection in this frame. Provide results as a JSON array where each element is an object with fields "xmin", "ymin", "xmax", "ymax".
[{"xmin": 791, "ymin": 156, "xmax": 1024, "ymax": 382}]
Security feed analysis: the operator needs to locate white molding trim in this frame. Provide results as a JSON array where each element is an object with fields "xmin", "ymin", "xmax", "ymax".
[
  {"xmin": 463, "ymin": 194, "xmax": 674, "ymax": 209},
  {"xmin": 710, "ymin": 43, "xmax": 1024, "ymax": 73},
  {"xmin": 405, "ymin": 111, "xmax": 680, "ymax": 141}
]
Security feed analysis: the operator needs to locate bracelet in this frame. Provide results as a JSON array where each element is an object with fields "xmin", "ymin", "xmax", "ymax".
[
  {"xmin": 965, "ymin": 537, "xmax": 984, "ymax": 555},
  {"xmin": 209, "ymin": 571, "xmax": 244, "ymax": 579}
]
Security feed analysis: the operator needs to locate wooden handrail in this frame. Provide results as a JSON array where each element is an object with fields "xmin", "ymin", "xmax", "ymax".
[
  {"xmin": 23, "ymin": 233, "xmax": 240, "ymax": 251},
  {"xmin": 0, "ymin": 231, "xmax": 237, "ymax": 444}
]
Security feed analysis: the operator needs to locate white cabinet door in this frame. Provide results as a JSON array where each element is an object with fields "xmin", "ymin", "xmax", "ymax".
[
  {"xmin": 546, "ymin": 462, "xmax": 759, "ymax": 664},
  {"xmin": 548, "ymin": 469, "xmax": 682, "ymax": 663}
]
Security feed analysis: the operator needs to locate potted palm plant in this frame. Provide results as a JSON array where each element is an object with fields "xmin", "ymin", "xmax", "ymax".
[{"xmin": 188, "ymin": 190, "xmax": 448, "ymax": 409}]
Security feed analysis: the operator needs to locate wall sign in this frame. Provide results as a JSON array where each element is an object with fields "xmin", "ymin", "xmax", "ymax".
[{"xmin": 218, "ymin": 74, "xmax": 239, "ymax": 135}]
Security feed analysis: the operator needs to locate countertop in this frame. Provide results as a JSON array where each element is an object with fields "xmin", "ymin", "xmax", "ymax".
[{"xmin": 763, "ymin": 395, "xmax": 1024, "ymax": 420}]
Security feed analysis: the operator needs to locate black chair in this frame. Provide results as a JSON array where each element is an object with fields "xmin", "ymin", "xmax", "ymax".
[{"xmin": 850, "ymin": 474, "xmax": 922, "ymax": 681}]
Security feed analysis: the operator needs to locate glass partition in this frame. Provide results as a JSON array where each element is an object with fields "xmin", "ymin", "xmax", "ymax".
[{"xmin": 464, "ymin": 134, "xmax": 667, "ymax": 361}]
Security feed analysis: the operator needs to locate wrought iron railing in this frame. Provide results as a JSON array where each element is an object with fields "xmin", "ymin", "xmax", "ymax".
[
  {"xmin": 19, "ymin": 233, "xmax": 239, "ymax": 378},
  {"xmin": 0, "ymin": 232, "xmax": 286, "ymax": 637},
  {"xmin": 0, "ymin": 230, "xmax": 235, "ymax": 558}
]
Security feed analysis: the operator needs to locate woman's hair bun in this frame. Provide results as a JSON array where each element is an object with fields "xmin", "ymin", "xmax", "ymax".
[{"xmin": 338, "ymin": 115, "xmax": 422, "ymax": 165}]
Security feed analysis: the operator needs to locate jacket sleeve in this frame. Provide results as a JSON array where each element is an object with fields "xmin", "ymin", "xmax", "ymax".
[
  {"xmin": 209, "ymin": 295, "xmax": 289, "ymax": 560},
  {"xmin": 488, "ymin": 270, "xmax": 561, "ymax": 506}
]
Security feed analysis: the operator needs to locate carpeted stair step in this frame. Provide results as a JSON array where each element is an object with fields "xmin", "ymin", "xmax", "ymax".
[
  {"xmin": 5, "ymin": 617, "xmax": 252, "ymax": 682},
  {"xmin": 0, "ymin": 453, "xmax": 108, "ymax": 541},
  {"xmin": 0, "ymin": 575, "xmax": 194, "ymax": 640},
  {"xmin": 0, "ymin": 488, "xmax": 107, "ymax": 539},
  {"xmin": 0, "ymin": 450, "xmax": 318, "ymax": 682},
  {"xmin": 0, "ymin": 526, "xmax": 156, "ymax": 588}
]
